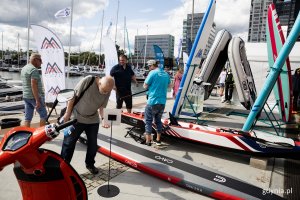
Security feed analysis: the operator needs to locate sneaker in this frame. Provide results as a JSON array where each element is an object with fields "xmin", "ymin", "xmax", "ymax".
[
  {"xmin": 145, "ymin": 142, "xmax": 151, "ymax": 146},
  {"xmin": 86, "ymin": 165, "xmax": 99, "ymax": 174},
  {"xmin": 221, "ymin": 99, "xmax": 226, "ymax": 103},
  {"xmin": 154, "ymin": 140, "xmax": 162, "ymax": 146},
  {"xmin": 225, "ymin": 100, "xmax": 231, "ymax": 105}
]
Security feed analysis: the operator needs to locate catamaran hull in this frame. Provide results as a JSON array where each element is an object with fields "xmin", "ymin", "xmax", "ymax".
[
  {"xmin": 228, "ymin": 37, "xmax": 257, "ymax": 110},
  {"xmin": 121, "ymin": 112, "xmax": 300, "ymax": 158},
  {"xmin": 198, "ymin": 29, "xmax": 232, "ymax": 100}
]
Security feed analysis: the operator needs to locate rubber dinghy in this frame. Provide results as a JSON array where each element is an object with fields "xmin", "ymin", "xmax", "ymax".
[
  {"xmin": 228, "ymin": 37, "xmax": 257, "ymax": 110},
  {"xmin": 266, "ymin": 3, "xmax": 292, "ymax": 122},
  {"xmin": 121, "ymin": 112, "xmax": 300, "ymax": 158},
  {"xmin": 197, "ymin": 29, "xmax": 232, "ymax": 100}
]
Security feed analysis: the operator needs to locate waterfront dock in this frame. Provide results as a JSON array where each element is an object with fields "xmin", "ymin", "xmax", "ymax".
[{"xmin": 0, "ymin": 94, "xmax": 299, "ymax": 200}]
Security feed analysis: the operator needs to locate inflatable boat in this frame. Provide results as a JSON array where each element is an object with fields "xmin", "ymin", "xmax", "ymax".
[
  {"xmin": 197, "ymin": 29, "xmax": 232, "ymax": 100},
  {"xmin": 228, "ymin": 37, "xmax": 257, "ymax": 110}
]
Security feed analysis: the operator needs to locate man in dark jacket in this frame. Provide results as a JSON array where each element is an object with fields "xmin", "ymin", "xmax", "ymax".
[
  {"xmin": 292, "ymin": 68, "xmax": 300, "ymax": 112},
  {"xmin": 110, "ymin": 54, "xmax": 138, "ymax": 113}
]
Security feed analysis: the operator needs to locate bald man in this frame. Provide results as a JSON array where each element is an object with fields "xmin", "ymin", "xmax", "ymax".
[{"xmin": 61, "ymin": 75, "xmax": 114, "ymax": 174}]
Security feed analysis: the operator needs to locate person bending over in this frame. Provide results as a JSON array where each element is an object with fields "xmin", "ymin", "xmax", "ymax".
[{"xmin": 61, "ymin": 76, "xmax": 114, "ymax": 174}]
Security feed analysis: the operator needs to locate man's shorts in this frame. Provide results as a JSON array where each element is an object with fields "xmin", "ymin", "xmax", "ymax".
[
  {"xmin": 24, "ymin": 98, "xmax": 48, "ymax": 121},
  {"xmin": 116, "ymin": 91, "xmax": 132, "ymax": 109}
]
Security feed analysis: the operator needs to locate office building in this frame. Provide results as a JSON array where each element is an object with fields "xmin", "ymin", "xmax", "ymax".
[
  {"xmin": 274, "ymin": 0, "xmax": 300, "ymax": 41},
  {"xmin": 248, "ymin": 0, "xmax": 299, "ymax": 42},
  {"xmin": 133, "ymin": 34, "xmax": 174, "ymax": 68},
  {"xmin": 182, "ymin": 13, "xmax": 216, "ymax": 57}
]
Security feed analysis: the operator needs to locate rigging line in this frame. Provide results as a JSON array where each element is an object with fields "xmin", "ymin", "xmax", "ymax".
[{"xmin": 84, "ymin": 12, "xmax": 103, "ymax": 66}]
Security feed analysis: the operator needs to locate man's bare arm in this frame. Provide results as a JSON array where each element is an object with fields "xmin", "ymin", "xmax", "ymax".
[{"xmin": 31, "ymin": 79, "xmax": 40, "ymax": 109}]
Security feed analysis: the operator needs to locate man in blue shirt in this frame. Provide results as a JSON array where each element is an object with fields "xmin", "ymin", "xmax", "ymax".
[{"xmin": 143, "ymin": 60, "xmax": 171, "ymax": 146}]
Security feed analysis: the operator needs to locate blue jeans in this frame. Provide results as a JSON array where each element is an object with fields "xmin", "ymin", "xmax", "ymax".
[
  {"xmin": 61, "ymin": 122, "xmax": 99, "ymax": 167},
  {"xmin": 144, "ymin": 104, "xmax": 165, "ymax": 135},
  {"xmin": 23, "ymin": 97, "xmax": 48, "ymax": 121}
]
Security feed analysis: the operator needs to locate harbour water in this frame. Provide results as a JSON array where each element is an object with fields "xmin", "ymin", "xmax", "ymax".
[{"xmin": 0, "ymin": 71, "xmax": 146, "ymax": 97}]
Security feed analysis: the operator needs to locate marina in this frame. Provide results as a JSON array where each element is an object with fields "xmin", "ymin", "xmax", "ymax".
[{"xmin": 0, "ymin": 0, "xmax": 300, "ymax": 199}]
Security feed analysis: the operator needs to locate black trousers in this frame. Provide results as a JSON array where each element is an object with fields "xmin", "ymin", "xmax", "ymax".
[
  {"xmin": 293, "ymin": 91, "xmax": 299, "ymax": 111},
  {"xmin": 225, "ymin": 83, "xmax": 234, "ymax": 101}
]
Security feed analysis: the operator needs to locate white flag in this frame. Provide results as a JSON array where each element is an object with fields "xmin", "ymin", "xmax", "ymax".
[{"xmin": 54, "ymin": 7, "xmax": 71, "ymax": 18}]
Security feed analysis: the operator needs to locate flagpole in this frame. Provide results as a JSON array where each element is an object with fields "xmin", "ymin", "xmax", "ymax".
[
  {"xmin": 27, "ymin": 0, "xmax": 30, "ymax": 63},
  {"xmin": 99, "ymin": 10, "xmax": 104, "ymax": 67},
  {"xmin": 115, "ymin": 0, "xmax": 120, "ymax": 44},
  {"xmin": 67, "ymin": 0, "xmax": 74, "ymax": 78}
]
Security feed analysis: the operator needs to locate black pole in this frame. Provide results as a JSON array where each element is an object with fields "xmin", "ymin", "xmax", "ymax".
[
  {"xmin": 107, "ymin": 120, "xmax": 113, "ymax": 189},
  {"xmin": 119, "ymin": 89, "xmax": 148, "ymax": 100},
  {"xmin": 97, "ymin": 119, "xmax": 120, "ymax": 197}
]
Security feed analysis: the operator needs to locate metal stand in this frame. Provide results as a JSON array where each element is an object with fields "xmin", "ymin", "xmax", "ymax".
[
  {"xmin": 97, "ymin": 120, "xmax": 120, "ymax": 197},
  {"xmin": 226, "ymin": 102, "xmax": 283, "ymax": 136},
  {"xmin": 124, "ymin": 126, "xmax": 145, "ymax": 143}
]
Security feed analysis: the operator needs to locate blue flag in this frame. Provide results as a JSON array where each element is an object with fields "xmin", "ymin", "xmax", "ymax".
[{"xmin": 153, "ymin": 45, "xmax": 164, "ymax": 69}]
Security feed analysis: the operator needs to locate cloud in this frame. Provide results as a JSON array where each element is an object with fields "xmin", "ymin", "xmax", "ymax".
[
  {"xmin": 0, "ymin": 0, "xmax": 108, "ymax": 51},
  {"xmin": 120, "ymin": 0, "xmax": 251, "ymax": 56},
  {"xmin": 0, "ymin": 0, "xmax": 252, "ymax": 56}
]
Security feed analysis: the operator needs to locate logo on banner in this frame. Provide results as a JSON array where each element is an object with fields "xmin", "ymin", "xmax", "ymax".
[
  {"xmin": 195, "ymin": 49, "xmax": 203, "ymax": 58},
  {"xmin": 41, "ymin": 37, "xmax": 61, "ymax": 49},
  {"xmin": 48, "ymin": 86, "xmax": 61, "ymax": 96},
  {"xmin": 45, "ymin": 62, "xmax": 63, "ymax": 74}
]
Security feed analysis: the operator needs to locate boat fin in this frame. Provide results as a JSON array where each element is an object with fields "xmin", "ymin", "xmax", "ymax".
[{"xmin": 169, "ymin": 112, "xmax": 181, "ymax": 126}]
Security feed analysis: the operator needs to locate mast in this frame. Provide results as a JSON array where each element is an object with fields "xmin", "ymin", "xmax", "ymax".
[
  {"xmin": 143, "ymin": 25, "xmax": 148, "ymax": 69},
  {"xmin": 17, "ymin": 33, "xmax": 20, "ymax": 67},
  {"xmin": 126, "ymin": 28, "xmax": 132, "ymax": 64},
  {"xmin": 67, "ymin": 0, "xmax": 74, "ymax": 78},
  {"xmin": 1, "ymin": 31, "xmax": 3, "ymax": 61},
  {"xmin": 124, "ymin": 16, "xmax": 126, "ymax": 54},
  {"xmin": 27, "ymin": 0, "xmax": 30, "ymax": 63},
  {"xmin": 115, "ymin": 0, "xmax": 120, "ymax": 44},
  {"xmin": 136, "ymin": 29, "xmax": 139, "ymax": 68},
  {"xmin": 191, "ymin": 0, "xmax": 194, "ymax": 41},
  {"xmin": 99, "ymin": 10, "xmax": 104, "ymax": 66}
]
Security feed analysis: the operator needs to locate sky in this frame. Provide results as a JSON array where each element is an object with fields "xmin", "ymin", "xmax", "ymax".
[{"xmin": 0, "ymin": 0, "xmax": 252, "ymax": 56}]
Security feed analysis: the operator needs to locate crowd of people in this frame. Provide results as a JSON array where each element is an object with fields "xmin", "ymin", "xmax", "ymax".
[
  {"xmin": 20, "ymin": 52, "xmax": 300, "ymax": 175},
  {"xmin": 21, "ymin": 53, "xmax": 171, "ymax": 174}
]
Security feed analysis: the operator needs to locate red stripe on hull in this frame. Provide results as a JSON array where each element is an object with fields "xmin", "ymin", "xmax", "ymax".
[
  {"xmin": 211, "ymin": 191, "xmax": 245, "ymax": 200},
  {"xmin": 98, "ymin": 146, "xmax": 181, "ymax": 185}
]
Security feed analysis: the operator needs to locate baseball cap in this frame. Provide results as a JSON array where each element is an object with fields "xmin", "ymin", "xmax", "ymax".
[{"xmin": 147, "ymin": 60, "xmax": 157, "ymax": 66}]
